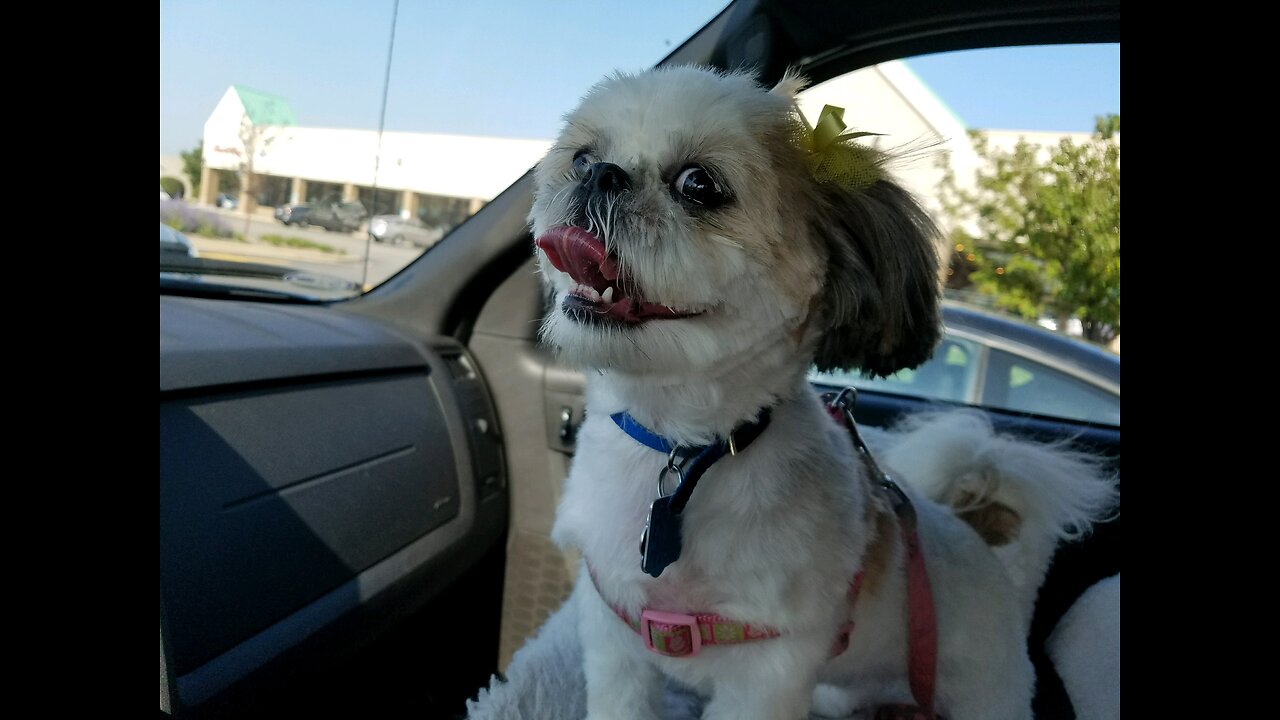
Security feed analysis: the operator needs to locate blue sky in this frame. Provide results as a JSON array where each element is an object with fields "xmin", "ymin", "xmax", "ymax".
[{"xmin": 160, "ymin": 1, "xmax": 1120, "ymax": 155}]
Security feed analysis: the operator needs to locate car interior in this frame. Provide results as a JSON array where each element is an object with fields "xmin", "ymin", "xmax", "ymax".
[{"xmin": 158, "ymin": 1, "xmax": 1120, "ymax": 717}]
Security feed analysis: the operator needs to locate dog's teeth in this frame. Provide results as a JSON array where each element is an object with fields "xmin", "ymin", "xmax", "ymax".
[{"xmin": 602, "ymin": 286, "xmax": 615, "ymax": 303}]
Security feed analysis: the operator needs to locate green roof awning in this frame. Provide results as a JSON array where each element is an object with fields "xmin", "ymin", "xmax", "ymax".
[{"xmin": 232, "ymin": 85, "xmax": 296, "ymax": 126}]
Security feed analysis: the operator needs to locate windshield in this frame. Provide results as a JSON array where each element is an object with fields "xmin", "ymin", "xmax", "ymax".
[{"xmin": 160, "ymin": 1, "xmax": 731, "ymax": 299}]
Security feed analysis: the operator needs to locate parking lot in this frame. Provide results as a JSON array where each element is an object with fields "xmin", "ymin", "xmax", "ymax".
[{"xmin": 191, "ymin": 207, "xmax": 425, "ymax": 289}]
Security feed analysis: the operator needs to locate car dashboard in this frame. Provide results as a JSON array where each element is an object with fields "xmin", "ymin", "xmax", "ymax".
[{"xmin": 159, "ymin": 296, "xmax": 507, "ymax": 714}]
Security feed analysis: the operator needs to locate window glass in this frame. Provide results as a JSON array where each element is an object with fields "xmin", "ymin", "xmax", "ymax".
[
  {"xmin": 813, "ymin": 336, "xmax": 979, "ymax": 404},
  {"xmin": 983, "ymin": 350, "xmax": 1120, "ymax": 425},
  {"xmin": 160, "ymin": 2, "xmax": 730, "ymax": 299},
  {"xmin": 801, "ymin": 44, "xmax": 1119, "ymax": 424}
]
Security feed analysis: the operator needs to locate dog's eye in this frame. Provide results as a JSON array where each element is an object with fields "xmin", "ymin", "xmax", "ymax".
[
  {"xmin": 572, "ymin": 150, "xmax": 596, "ymax": 174},
  {"xmin": 673, "ymin": 165, "xmax": 726, "ymax": 208}
]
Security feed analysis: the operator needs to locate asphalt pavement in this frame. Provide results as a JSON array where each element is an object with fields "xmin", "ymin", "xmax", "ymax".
[{"xmin": 190, "ymin": 208, "xmax": 423, "ymax": 289}]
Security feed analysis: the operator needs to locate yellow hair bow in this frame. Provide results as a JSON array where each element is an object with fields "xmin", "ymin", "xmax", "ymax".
[{"xmin": 795, "ymin": 104, "xmax": 884, "ymax": 190}]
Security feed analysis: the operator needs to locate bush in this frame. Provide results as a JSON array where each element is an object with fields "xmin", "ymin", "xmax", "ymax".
[
  {"xmin": 160, "ymin": 199, "xmax": 239, "ymax": 239},
  {"xmin": 160, "ymin": 176, "xmax": 185, "ymax": 199}
]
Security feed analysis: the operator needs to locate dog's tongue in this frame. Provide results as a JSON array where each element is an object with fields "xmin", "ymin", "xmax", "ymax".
[
  {"xmin": 535, "ymin": 226, "xmax": 618, "ymax": 290},
  {"xmin": 536, "ymin": 225, "xmax": 697, "ymax": 324}
]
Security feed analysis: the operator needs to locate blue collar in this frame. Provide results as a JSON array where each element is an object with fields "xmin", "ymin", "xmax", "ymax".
[
  {"xmin": 610, "ymin": 407, "xmax": 774, "ymax": 578},
  {"xmin": 609, "ymin": 409, "xmax": 773, "ymax": 458},
  {"xmin": 609, "ymin": 407, "xmax": 773, "ymax": 518},
  {"xmin": 610, "ymin": 412, "xmax": 680, "ymax": 454}
]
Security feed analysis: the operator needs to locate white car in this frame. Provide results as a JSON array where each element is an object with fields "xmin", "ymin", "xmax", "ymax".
[{"xmin": 368, "ymin": 215, "xmax": 446, "ymax": 248}]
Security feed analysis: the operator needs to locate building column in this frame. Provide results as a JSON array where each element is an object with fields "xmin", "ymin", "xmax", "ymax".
[
  {"xmin": 342, "ymin": 183, "xmax": 358, "ymax": 203},
  {"xmin": 400, "ymin": 189, "xmax": 418, "ymax": 220},
  {"xmin": 291, "ymin": 177, "xmax": 307, "ymax": 205},
  {"xmin": 468, "ymin": 197, "xmax": 485, "ymax": 215},
  {"xmin": 199, "ymin": 167, "xmax": 217, "ymax": 206}
]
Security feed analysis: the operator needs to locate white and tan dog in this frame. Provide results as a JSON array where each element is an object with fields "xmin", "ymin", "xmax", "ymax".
[{"xmin": 530, "ymin": 66, "xmax": 1114, "ymax": 720}]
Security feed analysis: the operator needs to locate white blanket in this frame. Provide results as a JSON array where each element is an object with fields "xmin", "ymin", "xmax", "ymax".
[{"xmin": 1047, "ymin": 573, "xmax": 1121, "ymax": 720}]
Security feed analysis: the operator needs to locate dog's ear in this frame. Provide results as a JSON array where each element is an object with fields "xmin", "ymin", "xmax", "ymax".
[{"xmin": 810, "ymin": 177, "xmax": 942, "ymax": 377}]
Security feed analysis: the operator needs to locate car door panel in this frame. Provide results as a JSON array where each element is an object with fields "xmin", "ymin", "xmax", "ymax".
[
  {"xmin": 466, "ymin": 257, "xmax": 582, "ymax": 668},
  {"xmin": 544, "ymin": 365, "xmax": 586, "ymax": 455}
]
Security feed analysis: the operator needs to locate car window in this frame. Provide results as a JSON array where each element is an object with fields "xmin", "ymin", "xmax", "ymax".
[
  {"xmin": 160, "ymin": 2, "xmax": 730, "ymax": 299},
  {"xmin": 814, "ymin": 335, "xmax": 979, "ymax": 404},
  {"xmin": 799, "ymin": 44, "xmax": 1119, "ymax": 425},
  {"xmin": 983, "ymin": 350, "xmax": 1119, "ymax": 425}
]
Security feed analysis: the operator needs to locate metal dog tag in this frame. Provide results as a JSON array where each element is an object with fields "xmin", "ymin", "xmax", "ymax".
[{"xmin": 639, "ymin": 495, "xmax": 683, "ymax": 578}]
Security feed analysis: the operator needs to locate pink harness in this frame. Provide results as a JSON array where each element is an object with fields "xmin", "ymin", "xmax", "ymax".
[
  {"xmin": 589, "ymin": 566, "xmax": 865, "ymax": 659},
  {"xmin": 589, "ymin": 389, "xmax": 940, "ymax": 718}
]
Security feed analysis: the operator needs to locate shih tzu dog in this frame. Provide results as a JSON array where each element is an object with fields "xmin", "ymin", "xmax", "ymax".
[{"xmin": 529, "ymin": 66, "xmax": 1114, "ymax": 720}]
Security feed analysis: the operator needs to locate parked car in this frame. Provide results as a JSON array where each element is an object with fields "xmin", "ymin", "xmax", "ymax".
[
  {"xmin": 160, "ymin": 222, "xmax": 198, "ymax": 258},
  {"xmin": 274, "ymin": 204, "xmax": 311, "ymax": 226},
  {"xmin": 307, "ymin": 199, "xmax": 367, "ymax": 232},
  {"xmin": 811, "ymin": 302, "xmax": 1120, "ymax": 425},
  {"xmin": 161, "ymin": 189, "xmax": 172, "ymax": 201},
  {"xmin": 368, "ymin": 214, "xmax": 446, "ymax": 248},
  {"xmin": 215, "ymin": 192, "xmax": 238, "ymax": 210}
]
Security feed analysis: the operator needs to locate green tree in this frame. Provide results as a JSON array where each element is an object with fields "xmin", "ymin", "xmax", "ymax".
[
  {"xmin": 181, "ymin": 140, "xmax": 204, "ymax": 195},
  {"xmin": 159, "ymin": 176, "xmax": 184, "ymax": 198},
  {"xmin": 939, "ymin": 115, "xmax": 1120, "ymax": 343}
]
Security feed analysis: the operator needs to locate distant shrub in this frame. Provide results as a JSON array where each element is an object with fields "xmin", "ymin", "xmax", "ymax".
[
  {"xmin": 160, "ymin": 176, "xmax": 185, "ymax": 198},
  {"xmin": 160, "ymin": 200, "xmax": 237, "ymax": 239}
]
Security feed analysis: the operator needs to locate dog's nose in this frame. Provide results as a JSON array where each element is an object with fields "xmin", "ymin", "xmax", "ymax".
[{"xmin": 582, "ymin": 162, "xmax": 631, "ymax": 195}]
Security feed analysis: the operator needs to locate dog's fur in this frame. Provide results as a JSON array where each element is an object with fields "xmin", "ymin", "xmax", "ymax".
[{"xmin": 530, "ymin": 66, "xmax": 1115, "ymax": 720}]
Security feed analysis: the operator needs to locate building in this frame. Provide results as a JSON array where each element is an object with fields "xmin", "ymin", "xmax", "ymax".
[
  {"xmin": 795, "ymin": 61, "xmax": 982, "ymax": 226},
  {"xmin": 184, "ymin": 67, "xmax": 1108, "ymax": 234},
  {"xmin": 197, "ymin": 85, "xmax": 550, "ymax": 227}
]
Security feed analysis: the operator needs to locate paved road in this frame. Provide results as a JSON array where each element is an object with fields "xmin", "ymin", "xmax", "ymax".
[{"xmin": 191, "ymin": 207, "xmax": 424, "ymax": 288}]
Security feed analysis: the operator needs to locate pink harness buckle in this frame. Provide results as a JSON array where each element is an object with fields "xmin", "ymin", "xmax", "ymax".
[{"xmin": 640, "ymin": 609, "xmax": 702, "ymax": 657}]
